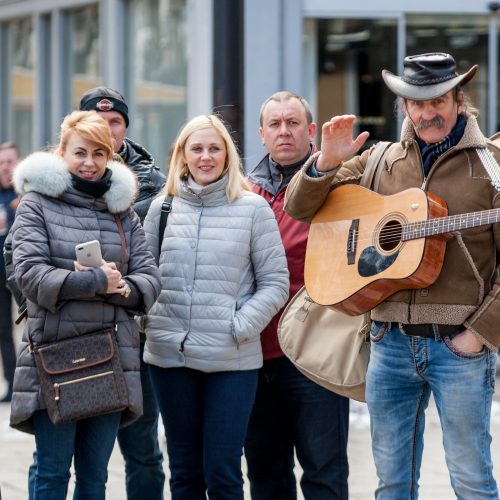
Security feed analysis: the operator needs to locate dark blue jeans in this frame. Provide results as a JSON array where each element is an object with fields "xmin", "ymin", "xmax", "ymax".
[
  {"xmin": 32, "ymin": 409, "xmax": 121, "ymax": 499},
  {"xmin": 149, "ymin": 365, "xmax": 258, "ymax": 500},
  {"xmin": 244, "ymin": 356, "xmax": 350, "ymax": 500},
  {"xmin": 117, "ymin": 343, "xmax": 165, "ymax": 499}
]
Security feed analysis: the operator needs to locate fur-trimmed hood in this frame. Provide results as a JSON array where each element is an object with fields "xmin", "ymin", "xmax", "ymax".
[{"xmin": 13, "ymin": 151, "xmax": 138, "ymax": 213}]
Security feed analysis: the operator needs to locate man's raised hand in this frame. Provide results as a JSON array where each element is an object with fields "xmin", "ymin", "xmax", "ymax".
[{"xmin": 316, "ymin": 115, "xmax": 370, "ymax": 172}]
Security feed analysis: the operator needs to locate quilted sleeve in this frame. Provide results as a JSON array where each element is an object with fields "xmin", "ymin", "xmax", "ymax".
[{"xmin": 232, "ymin": 196, "xmax": 289, "ymax": 344}]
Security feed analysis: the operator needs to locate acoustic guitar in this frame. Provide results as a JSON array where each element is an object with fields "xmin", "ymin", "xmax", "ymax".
[{"xmin": 304, "ymin": 183, "xmax": 500, "ymax": 316}]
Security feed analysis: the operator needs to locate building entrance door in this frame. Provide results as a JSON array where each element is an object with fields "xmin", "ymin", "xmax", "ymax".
[{"xmin": 311, "ymin": 13, "xmax": 493, "ymax": 143}]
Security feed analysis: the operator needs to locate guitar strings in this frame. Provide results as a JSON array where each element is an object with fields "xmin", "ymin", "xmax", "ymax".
[{"xmin": 348, "ymin": 209, "xmax": 500, "ymax": 246}]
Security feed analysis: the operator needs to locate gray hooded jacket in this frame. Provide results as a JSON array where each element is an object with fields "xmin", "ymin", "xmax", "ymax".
[{"xmin": 10, "ymin": 152, "xmax": 161, "ymax": 433}]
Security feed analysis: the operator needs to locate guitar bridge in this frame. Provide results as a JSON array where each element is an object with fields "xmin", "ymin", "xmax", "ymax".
[{"xmin": 347, "ymin": 219, "xmax": 359, "ymax": 265}]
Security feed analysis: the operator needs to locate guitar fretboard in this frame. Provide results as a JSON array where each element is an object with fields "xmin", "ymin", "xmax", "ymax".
[{"xmin": 402, "ymin": 209, "xmax": 500, "ymax": 240}]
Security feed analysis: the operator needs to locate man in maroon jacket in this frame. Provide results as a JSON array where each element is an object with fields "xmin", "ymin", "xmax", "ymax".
[{"xmin": 245, "ymin": 91, "xmax": 350, "ymax": 499}]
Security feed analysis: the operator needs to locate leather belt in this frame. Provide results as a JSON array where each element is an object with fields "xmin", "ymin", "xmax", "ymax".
[{"xmin": 400, "ymin": 323, "xmax": 464, "ymax": 338}]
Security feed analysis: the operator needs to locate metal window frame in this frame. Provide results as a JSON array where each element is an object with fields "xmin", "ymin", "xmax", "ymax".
[{"xmin": 0, "ymin": 0, "xmax": 211, "ymax": 151}]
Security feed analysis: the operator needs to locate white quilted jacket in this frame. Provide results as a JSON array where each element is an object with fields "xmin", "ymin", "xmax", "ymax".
[{"xmin": 143, "ymin": 174, "xmax": 289, "ymax": 372}]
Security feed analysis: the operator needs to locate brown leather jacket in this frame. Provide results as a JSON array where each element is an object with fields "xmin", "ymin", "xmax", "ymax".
[{"xmin": 284, "ymin": 114, "xmax": 500, "ymax": 349}]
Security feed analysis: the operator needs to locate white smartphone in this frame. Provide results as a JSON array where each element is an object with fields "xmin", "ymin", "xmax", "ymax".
[{"xmin": 75, "ymin": 240, "xmax": 103, "ymax": 267}]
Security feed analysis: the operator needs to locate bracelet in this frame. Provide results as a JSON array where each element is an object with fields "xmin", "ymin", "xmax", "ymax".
[{"xmin": 121, "ymin": 283, "xmax": 131, "ymax": 298}]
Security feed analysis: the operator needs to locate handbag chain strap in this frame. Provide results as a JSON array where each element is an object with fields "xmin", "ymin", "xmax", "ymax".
[
  {"xmin": 476, "ymin": 147, "xmax": 500, "ymax": 192},
  {"xmin": 113, "ymin": 214, "xmax": 126, "ymax": 274}
]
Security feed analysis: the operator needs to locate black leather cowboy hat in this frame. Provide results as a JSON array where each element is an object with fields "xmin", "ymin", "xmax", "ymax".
[{"xmin": 382, "ymin": 53, "xmax": 478, "ymax": 101}]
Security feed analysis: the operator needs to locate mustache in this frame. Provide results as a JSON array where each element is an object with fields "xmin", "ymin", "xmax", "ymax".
[{"xmin": 416, "ymin": 116, "xmax": 445, "ymax": 131}]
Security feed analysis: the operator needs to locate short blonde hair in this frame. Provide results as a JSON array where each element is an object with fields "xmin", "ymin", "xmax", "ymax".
[
  {"xmin": 166, "ymin": 114, "xmax": 249, "ymax": 202},
  {"xmin": 56, "ymin": 110, "xmax": 115, "ymax": 160},
  {"xmin": 259, "ymin": 91, "xmax": 313, "ymax": 126}
]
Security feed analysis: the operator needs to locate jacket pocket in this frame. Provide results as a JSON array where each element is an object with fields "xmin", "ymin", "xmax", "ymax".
[{"xmin": 232, "ymin": 308, "xmax": 259, "ymax": 347}]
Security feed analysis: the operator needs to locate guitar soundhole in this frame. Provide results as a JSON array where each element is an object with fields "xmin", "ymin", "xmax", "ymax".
[{"xmin": 379, "ymin": 220, "xmax": 403, "ymax": 252}]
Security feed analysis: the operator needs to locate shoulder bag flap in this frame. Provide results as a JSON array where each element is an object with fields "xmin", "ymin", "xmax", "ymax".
[{"xmin": 36, "ymin": 330, "xmax": 115, "ymax": 375}]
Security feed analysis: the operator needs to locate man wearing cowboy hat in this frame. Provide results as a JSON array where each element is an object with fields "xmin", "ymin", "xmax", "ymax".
[{"xmin": 284, "ymin": 53, "xmax": 500, "ymax": 498}]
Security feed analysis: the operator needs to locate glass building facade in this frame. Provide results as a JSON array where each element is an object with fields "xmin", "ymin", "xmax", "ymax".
[
  {"xmin": 1, "ymin": 0, "xmax": 499, "ymax": 169},
  {"xmin": 0, "ymin": 0, "xmax": 210, "ymax": 169}
]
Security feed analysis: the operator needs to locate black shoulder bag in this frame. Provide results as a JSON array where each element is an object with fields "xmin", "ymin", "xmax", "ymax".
[{"xmin": 158, "ymin": 195, "xmax": 173, "ymax": 255}]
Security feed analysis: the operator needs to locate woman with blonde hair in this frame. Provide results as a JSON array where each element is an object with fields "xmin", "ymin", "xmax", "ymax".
[
  {"xmin": 143, "ymin": 114, "xmax": 289, "ymax": 499},
  {"xmin": 10, "ymin": 110, "xmax": 161, "ymax": 498}
]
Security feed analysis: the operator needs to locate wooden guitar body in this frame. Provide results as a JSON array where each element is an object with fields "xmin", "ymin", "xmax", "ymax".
[{"xmin": 304, "ymin": 184, "xmax": 450, "ymax": 315}]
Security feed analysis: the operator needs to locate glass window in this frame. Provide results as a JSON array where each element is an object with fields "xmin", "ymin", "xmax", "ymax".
[
  {"xmin": 130, "ymin": 0, "xmax": 188, "ymax": 171},
  {"xmin": 316, "ymin": 18, "xmax": 398, "ymax": 148},
  {"xmin": 11, "ymin": 17, "xmax": 34, "ymax": 156},
  {"xmin": 70, "ymin": 5, "xmax": 101, "ymax": 109},
  {"xmin": 407, "ymin": 15, "xmax": 488, "ymax": 132}
]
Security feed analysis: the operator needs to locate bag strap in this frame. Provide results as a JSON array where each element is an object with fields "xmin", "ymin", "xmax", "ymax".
[
  {"xmin": 158, "ymin": 195, "xmax": 173, "ymax": 255},
  {"xmin": 360, "ymin": 141, "xmax": 392, "ymax": 190},
  {"xmin": 476, "ymin": 146, "xmax": 500, "ymax": 193},
  {"xmin": 113, "ymin": 214, "xmax": 126, "ymax": 274}
]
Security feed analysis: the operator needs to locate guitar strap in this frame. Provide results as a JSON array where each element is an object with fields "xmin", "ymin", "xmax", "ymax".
[
  {"xmin": 360, "ymin": 141, "xmax": 392, "ymax": 190},
  {"xmin": 476, "ymin": 147, "xmax": 500, "ymax": 192}
]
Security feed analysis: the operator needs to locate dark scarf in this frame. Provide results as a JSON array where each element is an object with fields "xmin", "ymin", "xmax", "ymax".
[
  {"xmin": 268, "ymin": 147, "xmax": 313, "ymax": 194},
  {"xmin": 416, "ymin": 114, "xmax": 467, "ymax": 176},
  {"xmin": 70, "ymin": 168, "xmax": 112, "ymax": 198}
]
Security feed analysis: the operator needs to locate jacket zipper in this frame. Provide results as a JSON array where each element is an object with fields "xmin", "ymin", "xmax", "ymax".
[
  {"xmin": 53, "ymin": 371, "xmax": 113, "ymax": 401},
  {"xmin": 410, "ymin": 141, "xmax": 463, "ymax": 316},
  {"xmin": 268, "ymin": 173, "xmax": 285, "ymax": 205},
  {"xmin": 418, "ymin": 141, "xmax": 461, "ymax": 190}
]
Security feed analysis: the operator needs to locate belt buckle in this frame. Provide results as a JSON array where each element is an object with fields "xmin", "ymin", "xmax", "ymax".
[{"xmin": 399, "ymin": 323, "xmax": 435, "ymax": 338}]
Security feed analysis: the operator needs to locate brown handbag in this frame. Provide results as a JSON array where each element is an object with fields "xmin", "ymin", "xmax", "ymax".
[
  {"xmin": 33, "ymin": 329, "xmax": 128, "ymax": 424},
  {"xmin": 31, "ymin": 214, "xmax": 129, "ymax": 424}
]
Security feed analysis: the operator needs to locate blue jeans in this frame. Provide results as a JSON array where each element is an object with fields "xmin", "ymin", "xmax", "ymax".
[
  {"xmin": 244, "ymin": 356, "xmax": 350, "ymax": 500},
  {"xmin": 150, "ymin": 365, "xmax": 258, "ymax": 500},
  {"xmin": 117, "ymin": 344, "xmax": 165, "ymax": 499},
  {"xmin": 367, "ymin": 322, "xmax": 498, "ymax": 499},
  {"xmin": 32, "ymin": 409, "xmax": 121, "ymax": 500},
  {"xmin": 29, "ymin": 343, "xmax": 165, "ymax": 500}
]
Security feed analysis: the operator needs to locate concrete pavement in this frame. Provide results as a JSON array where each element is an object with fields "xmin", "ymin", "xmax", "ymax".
[
  {"xmin": 2, "ymin": 321, "xmax": 500, "ymax": 498},
  {"xmin": 3, "ymin": 389, "xmax": 500, "ymax": 498}
]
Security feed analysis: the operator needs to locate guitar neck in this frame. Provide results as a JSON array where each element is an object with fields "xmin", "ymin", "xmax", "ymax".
[{"xmin": 403, "ymin": 208, "xmax": 500, "ymax": 240}]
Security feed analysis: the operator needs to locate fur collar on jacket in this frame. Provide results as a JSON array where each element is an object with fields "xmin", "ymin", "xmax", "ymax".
[{"xmin": 13, "ymin": 151, "xmax": 138, "ymax": 213}]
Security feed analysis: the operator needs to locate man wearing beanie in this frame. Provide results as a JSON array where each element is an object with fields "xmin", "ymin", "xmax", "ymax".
[
  {"xmin": 80, "ymin": 86, "xmax": 166, "ymax": 222},
  {"xmin": 79, "ymin": 86, "xmax": 166, "ymax": 499}
]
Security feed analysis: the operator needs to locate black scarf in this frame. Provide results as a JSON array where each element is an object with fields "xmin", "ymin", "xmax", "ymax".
[
  {"xmin": 416, "ymin": 114, "xmax": 467, "ymax": 176},
  {"xmin": 70, "ymin": 168, "xmax": 112, "ymax": 198},
  {"xmin": 268, "ymin": 147, "xmax": 313, "ymax": 194}
]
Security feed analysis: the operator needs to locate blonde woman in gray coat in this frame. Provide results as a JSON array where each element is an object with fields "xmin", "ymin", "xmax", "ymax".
[{"xmin": 143, "ymin": 114, "xmax": 289, "ymax": 499}]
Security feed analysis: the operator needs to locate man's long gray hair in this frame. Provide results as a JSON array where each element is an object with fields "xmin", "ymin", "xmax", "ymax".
[{"xmin": 394, "ymin": 86, "xmax": 479, "ymax": 118}]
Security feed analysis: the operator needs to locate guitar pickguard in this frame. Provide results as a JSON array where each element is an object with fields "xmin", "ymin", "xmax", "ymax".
[{"xmin": 358, "ymin": 246, "xmax": 399, "ymax": 277}]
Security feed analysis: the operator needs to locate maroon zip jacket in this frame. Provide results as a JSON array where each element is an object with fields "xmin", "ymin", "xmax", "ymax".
[{"xmin": 248, "ymin": 152, "xmax": 311, "ymax": 360}]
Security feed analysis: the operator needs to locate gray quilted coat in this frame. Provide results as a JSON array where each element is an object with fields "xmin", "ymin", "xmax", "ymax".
[
  {"xmin": 143, "ymin": 174, "xmax": 289, "ymax": 372},
  {"xmin": 9, "ymin": 152, "xmax": 161, "ymax": 434}
]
